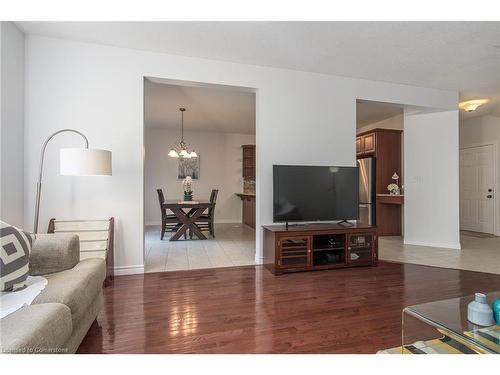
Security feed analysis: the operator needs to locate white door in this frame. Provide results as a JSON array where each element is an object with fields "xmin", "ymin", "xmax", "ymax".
[{"xmin": 460, "ymin": 145, "xmax": 495, "ymax": 234}]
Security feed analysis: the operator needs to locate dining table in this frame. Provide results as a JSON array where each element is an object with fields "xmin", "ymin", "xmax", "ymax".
[{"xmin": 162, "ymin": 200, "xmax": 214, "ymax": 241}]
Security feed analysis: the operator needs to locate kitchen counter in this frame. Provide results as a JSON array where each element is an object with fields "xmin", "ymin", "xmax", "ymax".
[
  {"xmin": 235, "ymin": 193, "xmax": 256, "ymax": 228},
  {"xmin": 235, "ymin": 193, "xmax": 255, "ymax": 198}
]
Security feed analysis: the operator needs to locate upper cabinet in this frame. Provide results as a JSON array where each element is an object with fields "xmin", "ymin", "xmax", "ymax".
[
  {"xmin": 362, "ymin": 133, "xmax": 376, "ymax": 154},
  {"xmin": 356, "ymin": 132, "xmax": 376, "ymax": 156},
  {"xmin": 355, "ymin": 137, "xmax": 362, "ymax": 155},
  {"xmin": 242, "ymin": 145, "xmax": 256, "ymax": 180}
]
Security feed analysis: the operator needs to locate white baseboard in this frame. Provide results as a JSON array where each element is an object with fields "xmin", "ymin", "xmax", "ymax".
[
  {"xmin": 403, "ymin": 239, "xmax": 462, "ymax": 250},
  {"xmin": 114, "ymin": 265, "xmax": 144, "ymax": 275}
]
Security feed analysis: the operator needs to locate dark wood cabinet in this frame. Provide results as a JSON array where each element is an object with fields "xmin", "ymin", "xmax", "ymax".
[
  {"xmin": 362, "ymin": 132, "xmax": 376, "ymax": 154},
  {"xmin": 241, "ymin": 194, "xmax": 256, "ymax": 229},
  {"xmin": 355, "ymin": 137, "xmax": 362, "ymax": 154},
  {"xmin": 263, "ymin": 223, "xmax": 377, "ymax": 275},
  {"xmin": 242, "ymin": 145, "xmax": 255, "ymax": 180},
  {"xmin": 238, "ymin": 144, "xmax": 256, "ymax": 228},
  {"xmin": 356, "ymin": 132, "xmax": 377, "ymax": 156}
]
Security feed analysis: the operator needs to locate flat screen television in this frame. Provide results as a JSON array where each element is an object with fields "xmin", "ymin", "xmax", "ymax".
[{"xmin": 273, "ymin": 165, "xmax": 359, "ymax": 223}]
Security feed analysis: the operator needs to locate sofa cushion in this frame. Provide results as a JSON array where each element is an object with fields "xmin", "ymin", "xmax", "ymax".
[
  {"xmin": 32, "ymin": 258, "xmax": 105, "ymax": 326},
  {"xmin": 29, "ymin": 233, "xmax": 80, "ymax": 276},
  {"xmin": 0, "ymin": 303, "xmax": 72, "ymax": 353},
  {"xmin": 0, "ymin": 221, "xmax": 33, "ymax": 291}
]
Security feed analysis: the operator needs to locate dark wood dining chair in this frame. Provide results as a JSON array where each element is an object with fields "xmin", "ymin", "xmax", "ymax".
[
  {"xmin": 157, "ymin": 188, "xmax": 182, "ymax": 240},
  {"xmin": 193, "ymin": 189, "xmax": 218, "ymax": 238}
]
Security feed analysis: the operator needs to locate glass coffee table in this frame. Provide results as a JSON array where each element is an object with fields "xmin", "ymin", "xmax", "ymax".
[{"xmin": 402, "ymin": 291, "xmax": 499, "ymax": 354}]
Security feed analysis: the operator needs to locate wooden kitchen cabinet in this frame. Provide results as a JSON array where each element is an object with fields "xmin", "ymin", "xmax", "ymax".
[
  {"xmin": 237, "ymin": 144, "xmax": 256, "ymax": 229},
  {"xmin": 242, "ymin": 195, "xmax": 256, "ymax": 228},
  {"xmin": 362, "ymin": 133, "xmax": 376, "ymax": 154},
  {"xmin": 242, "ymin": 145, "xmax": 255, "ymax": 180},
  {"xmin": 356, "ymin": 132, "xmax": 376, "ymax": 156},
  {"xmin": 355, "ymin": 137, "xmax": 362, "ymax": 154}
]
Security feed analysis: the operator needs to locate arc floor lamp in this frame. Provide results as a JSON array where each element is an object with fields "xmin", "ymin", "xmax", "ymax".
[{"xmin": 33, "ymin": 129, "xmax": 112, "ymax": 234}]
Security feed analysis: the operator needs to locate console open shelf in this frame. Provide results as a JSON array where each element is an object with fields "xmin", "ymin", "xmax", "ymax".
[{"xmin": 263, "ymin": 223, "xmax": 377, "ymax": 275}]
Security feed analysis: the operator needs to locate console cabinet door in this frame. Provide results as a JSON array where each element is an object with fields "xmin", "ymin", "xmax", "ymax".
[
  {"xmin": 278, "ymin": 236, "xmax": 311, "ymax": 268},
  {"xmin": 347, "ymin": 233, "xmax": 375, "ymax": 265}
]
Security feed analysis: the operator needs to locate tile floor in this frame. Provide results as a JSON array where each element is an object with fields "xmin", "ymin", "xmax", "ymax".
[
  {"xmin": 144, "ymin": 223, "xmax": 256, "ymax": 273},
  {"xmin": 379, "ymin": 233, "xmax": 500, "ymax": 275}
]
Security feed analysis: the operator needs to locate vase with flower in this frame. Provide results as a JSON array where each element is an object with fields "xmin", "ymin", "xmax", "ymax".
[{"xmin": 182, "ymin": 176, "xmax": 193, "ymax": 201}]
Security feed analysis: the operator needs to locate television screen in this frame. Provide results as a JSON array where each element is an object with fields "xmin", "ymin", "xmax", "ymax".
[{"xmin": 273, "ymin": 165, "xmax": 359, "ymax": 223}]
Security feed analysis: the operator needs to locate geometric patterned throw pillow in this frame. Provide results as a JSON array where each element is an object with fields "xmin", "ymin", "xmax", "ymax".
[{"xmin": 0, "ymin": 221, "xmax": 33, "ymax": 292}]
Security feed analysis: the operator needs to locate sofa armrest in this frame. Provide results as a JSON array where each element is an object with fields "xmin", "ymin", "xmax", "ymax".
[{"xmin": 29, "ymin": 234, "xmax": 80, "ymax": 276}]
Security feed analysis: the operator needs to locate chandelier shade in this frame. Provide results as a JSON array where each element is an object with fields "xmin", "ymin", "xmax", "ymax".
[{"xmin": 168, "ymin": 108, "xmax": 197, "ymax": 158}]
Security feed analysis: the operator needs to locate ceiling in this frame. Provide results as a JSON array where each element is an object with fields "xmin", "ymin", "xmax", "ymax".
[
  {"xmin": 144, "ymin": 79, "xmax": 256, "ymax": 134},
  {"xmin": 356, "ymin": 100, "xmax": 403, "ymax": 127},
  {"xmin": 16, "ymin": 21, "xmax": 500, "ymax": 118}
]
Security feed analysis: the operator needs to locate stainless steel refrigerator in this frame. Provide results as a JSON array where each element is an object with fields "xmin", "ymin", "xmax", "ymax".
[{"xmin": 357, "ymin": 157, "xmax": 375, "ymax": 225}]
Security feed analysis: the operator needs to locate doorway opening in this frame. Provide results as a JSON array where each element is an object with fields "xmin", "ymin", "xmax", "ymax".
[
  {"xmin": 143, "ymin": 77, "xmax": 257, "ymax": 272},
  {"xmin": 356, "ymin": 99, "xmax": 405, "ymax": 238}
]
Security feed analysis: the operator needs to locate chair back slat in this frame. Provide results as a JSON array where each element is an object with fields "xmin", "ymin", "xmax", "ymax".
[
  {"xmin": 157, "ymin": 189, "xmax": 166, "ymax": 218},
  {"xmin": 157, "ymin": 188, "xmax": 165, "ymax": 205},
  {"xmin": 209, "ymin": 189, "xmax": 218, "ymax": 216}
]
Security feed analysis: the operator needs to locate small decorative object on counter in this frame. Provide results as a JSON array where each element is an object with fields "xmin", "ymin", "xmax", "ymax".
[
  {"xmin": 492, "ymin": 299, "xmax": 500, "ymax": 325},
  {"xmin": 387, "ymin": 183, "xmax": 400, "ymax": 195},
  {"xmin": 182, "ymin": 176, "xmax": 193, "ymax": 201},
  {"xmin": 388, "ymin": 172, "xmax": 401, "ymax": 195},
  {"xmin": 468, "ymin": 293, "xmax": 495, "ymax": 326}
]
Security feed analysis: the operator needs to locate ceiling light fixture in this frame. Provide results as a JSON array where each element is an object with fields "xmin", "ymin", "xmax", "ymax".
[
  {"xmin": 168, "ymin": 108, "xmax": 197, "ymax": 158},
  {"xmin": 459, "ymin": 99, "xmax": 489, "ymax": 112}
]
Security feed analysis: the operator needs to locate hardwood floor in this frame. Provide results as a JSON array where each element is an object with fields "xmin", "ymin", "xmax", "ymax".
[{"xmin": 78, "ymin": 261, "xmax": 500, "ymax": 354}]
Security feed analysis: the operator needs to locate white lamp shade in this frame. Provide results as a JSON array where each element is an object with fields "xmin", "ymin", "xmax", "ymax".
[
  {"xmin": 168, "ymin": 149, "xmax": 179, "ymax": 158},
  {"xmin": 60, "ymin": 148, "xmax": 112, "ymax": 176}
]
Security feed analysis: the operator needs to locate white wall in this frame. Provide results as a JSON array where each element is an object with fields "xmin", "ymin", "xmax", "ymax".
[
  {"xmin": 357, "ymin": 113, "xmax": 404, "ymax": 134},
  {"xmin": 144, "ymin": 127, "xmax": 255, "ymax": 225},
  {"xmin": 404, "ymin": 109, "xmax": 461, "ymax": 249},
  {"xmin": 0, "ymin": 22, "xmax": 24, "ymax": 227},
  {"xmin": 460, "ymin": 114, "xmax": 500, "ymax": 235},
  {"xmin": 24, "ymin": 35, "xmax": 458, "ymax": 274}
]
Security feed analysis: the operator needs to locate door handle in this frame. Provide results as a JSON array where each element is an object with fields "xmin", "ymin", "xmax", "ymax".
[
  {"xmin": 488, "ymin": 188, "xmax": 493, "ymax": 192},
  {"xmin": 487, "ymin": 195, "xmax": 493, "ymax": 198}
]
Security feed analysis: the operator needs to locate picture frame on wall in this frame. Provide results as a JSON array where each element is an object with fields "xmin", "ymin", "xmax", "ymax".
[{"xmin": 178, "ymin": 156, "xmax": 200, "ymax": 179}]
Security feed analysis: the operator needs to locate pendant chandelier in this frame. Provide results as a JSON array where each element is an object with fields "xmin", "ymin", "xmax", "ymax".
[{"xmin": 168, "ymin": 107, "xmax": 197, "ymax": 158}]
